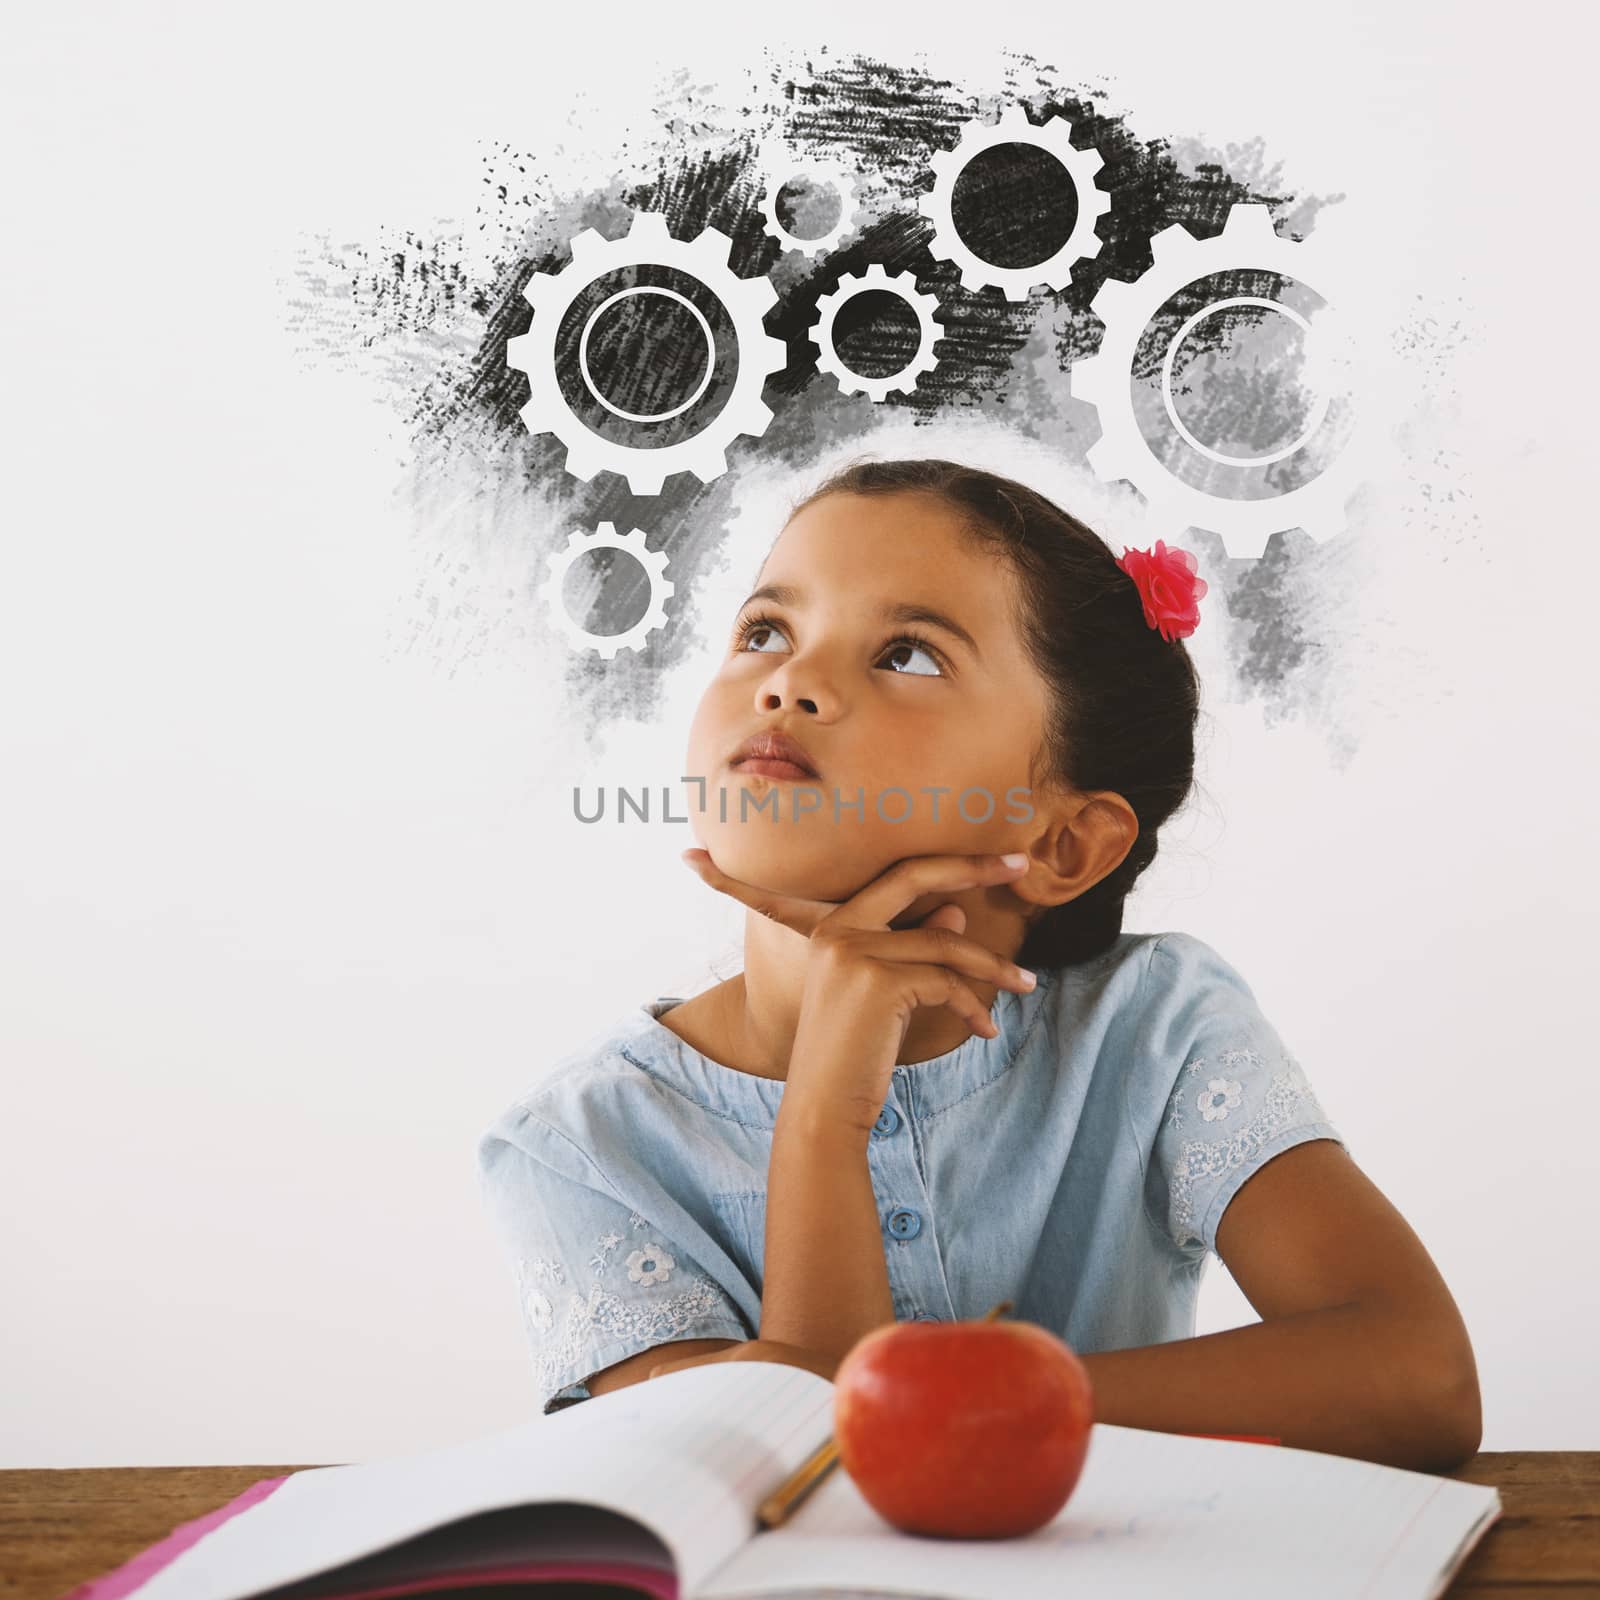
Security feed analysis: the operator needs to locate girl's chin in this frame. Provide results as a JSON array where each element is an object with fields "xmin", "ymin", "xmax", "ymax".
[{"xmin": 699, "ymin": 840, "xmax": 950, "ymax": 918}]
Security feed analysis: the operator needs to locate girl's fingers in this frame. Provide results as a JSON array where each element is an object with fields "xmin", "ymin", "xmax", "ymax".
[
  {"xmin": 837, "ymin": 851, "xmax": 1031, "ymax": 931},
  {"xmin": 847, "ymin": 927, "xmax": 1037, "ymax": 993},
  {"xmin": 682, "ymin": 847, "xmax": 1029, "ymax": 940},
  {"xmin": 680, "ymin": 852, "xmax": 1025, "ymax": 1045},
  {"xmin": 897, "ymin": 961, "xmax": 999, "ymax": 1040},
  {"xmin": 679, "ymin": 848, "xmax": 836, "ymax": 936}
]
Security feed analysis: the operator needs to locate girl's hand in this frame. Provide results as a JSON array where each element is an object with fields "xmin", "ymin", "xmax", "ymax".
[
  {"xmin": 649, "ymin": 1337, "xmax": 837, "ymax": 1383},
  {"xmin": 680, "ymin": 847, "xmax": 1036, "ymax": 1134}
]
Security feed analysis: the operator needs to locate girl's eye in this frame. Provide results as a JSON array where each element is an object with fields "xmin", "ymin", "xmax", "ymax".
[
  {"xmin": 734, "ymin": 615, "xmax": 789, "ymax": 655},
  {"xmin": 879, "ymin": 636, "xmax": 944, "ymax": 677},
  {"xmin": 732, "ymin": 613, "xmax": 947, "ymax": 677}
]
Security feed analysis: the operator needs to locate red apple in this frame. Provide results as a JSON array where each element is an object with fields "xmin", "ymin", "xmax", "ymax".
[{"xmin": 832, "ymin": 1315, "xmax": 1094, "ymax": 1539}]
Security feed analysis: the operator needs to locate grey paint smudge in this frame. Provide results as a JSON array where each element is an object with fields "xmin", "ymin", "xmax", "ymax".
[{"xmin": 276, "ymin": 46, "xmax": 1472, "ymax": 760}]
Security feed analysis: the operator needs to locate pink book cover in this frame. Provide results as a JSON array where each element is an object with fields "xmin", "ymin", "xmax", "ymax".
[{"xmin": 57, "ymin": 1475, "xmax": 678, "ymax": 1600}]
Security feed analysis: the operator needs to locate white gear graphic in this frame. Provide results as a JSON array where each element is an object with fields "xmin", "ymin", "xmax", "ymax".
[
  {"xmin": 759, "ymin": 143, "xmax": 863, "ymax": 259},
  {"xmin": 918, "ymin": 104, "xmax": 1111, "ymax": 300},
  {"xmin": 1071, "ymin": 203, "xmax": 1394, "ymax": 558},
  {"xmin": 540, "ymin": 523, "xmax": 674, "ymax": 660},
  {"xmin": 810, "ymin": 264, "xmax": 945, "ymax": 402},
  {"xmin": 506, "ymin": 211, "xmax": 788, "ymax": 497}
]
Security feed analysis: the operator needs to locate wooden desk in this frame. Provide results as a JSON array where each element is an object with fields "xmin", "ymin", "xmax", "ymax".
[{"xmin": 1, "ymin": 1454, "xmax": 1595, "ymax": 1600}]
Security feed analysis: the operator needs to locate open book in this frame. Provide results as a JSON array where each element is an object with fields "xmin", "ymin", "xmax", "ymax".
[{"xmin": 68, "ymin": 1361, "xmax": 1501, "ymax": 1600}]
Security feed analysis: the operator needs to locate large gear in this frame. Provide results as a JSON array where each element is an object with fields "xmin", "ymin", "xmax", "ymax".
[
  {"xmin": 505, "ymin": 211, "xmax": 788, "ymax": 497},
  {"xmin": 1071, "ymin": 203, "xmax": 1393, "ymax": 558},
  {"xmin": 540, "ymin": 523, "xmax": 674, "ymax": 660},
  {"xmin": 810, "ymin": 263, "xmax": 945, "ymax": 402},
  {"xmin": 918, "ymin": 104, "xmax": 1110, "ymax": 300},
  {"xmin": 759, "ymin": 143, "xmax": 863, "ymax": 259}
]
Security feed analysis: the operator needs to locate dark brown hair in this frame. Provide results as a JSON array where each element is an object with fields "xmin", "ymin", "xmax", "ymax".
[{"xmin": 784, "ymin": 456, "xmax": 1203, "ymax": 970}]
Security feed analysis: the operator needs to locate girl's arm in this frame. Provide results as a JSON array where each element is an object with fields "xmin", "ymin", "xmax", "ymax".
[
  {"xmin": 756, "ymin": 1086, "xmax": 896, "ymax": 1362},
  {"xmin": 646, "ymin": 1097, "xmax": 895, "ymax": 1385},
  {"xmin": 1081, "ymin": 1137, "xmax": 1483, "ymax": 1473}
]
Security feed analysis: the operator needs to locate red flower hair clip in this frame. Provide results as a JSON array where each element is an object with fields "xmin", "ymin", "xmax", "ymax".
[{"xmin": 1115, "ymin": 539, "xmax": 1207, "ymax": 643}]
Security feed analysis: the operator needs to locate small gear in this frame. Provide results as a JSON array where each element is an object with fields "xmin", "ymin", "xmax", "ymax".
[
  {"xmin": 540, "ymin": 523, "xmax": 674, "ymax": 660},
  {"xmin": 759, "ymin": 143, "xmax": 863, "ymax": 259},
  {"xmin": 810, "ymin": 264, "xmax": 945, "ymax": 402},
  {"xmin": 506, "ymin": 210, "xmax": 788, "ymax": 497},
  {"xmin": 1071, "ymin": 203, "xmax": 1395, "ymax": 558},
  {"xmin": 918, "ymin": 104, "xmax": 1110, "ymax": 300}
]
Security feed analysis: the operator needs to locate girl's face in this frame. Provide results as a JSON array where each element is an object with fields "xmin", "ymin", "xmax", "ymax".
[{"xmin": 683, "ymin": 489, "xmax": 1059, "ymax": 906}]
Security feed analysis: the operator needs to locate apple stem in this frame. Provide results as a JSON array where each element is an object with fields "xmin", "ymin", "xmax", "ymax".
[{"xmin": 981, "ymin": 1300, "xmax": 1014, "ymax": 1322}]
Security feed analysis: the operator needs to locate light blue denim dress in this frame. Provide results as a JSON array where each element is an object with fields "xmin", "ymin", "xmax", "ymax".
[{"xmin": 476, "ymin": 930, "xmax": 1348, "ymax": 1414}]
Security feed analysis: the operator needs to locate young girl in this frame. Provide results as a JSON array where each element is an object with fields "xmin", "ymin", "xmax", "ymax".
[{"xmin": 477, "ymin": 457, "xmax": 1482, "ymax": 1473}]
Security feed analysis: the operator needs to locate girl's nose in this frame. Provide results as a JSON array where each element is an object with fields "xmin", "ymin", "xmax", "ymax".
[{"xmin": 754, "ymin": 657, "xmax": 840, "ymax": 719}]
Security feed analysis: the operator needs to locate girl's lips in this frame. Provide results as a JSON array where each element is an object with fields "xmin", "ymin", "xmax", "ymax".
[{"xmin": 730, "ymin": 757, "xmax": 819, "ymax": 781}]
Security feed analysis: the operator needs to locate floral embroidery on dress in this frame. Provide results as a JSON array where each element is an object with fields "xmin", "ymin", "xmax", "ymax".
[
  {"xmin": 1167, "ymin": 1048, "xmax": 1264, "ymax": 1131},
  {"xmin": 626, "ymin": 1210, "xmax": 650, "ymax": 1231},
  {"xmin": 588, "ymin": 1230, "xmax": 624, "ymax": 1277},
  {"xmin": 1183, "ymin": 1045, "xmax": 1263, "ymax": 1080},
  {"xmin": 625, "ymin": 1244, "xmax": 676, "ymax": 1286},
  {"xmin": 1197, "ymin": 1077, "xmax": 1243, "ymax": 1122},
  {"xmin": 1163, "ymin": 1083, "xmax": 1186, "ymax": 1131},
  {"xmin": 527, "ymin": 1274, "xmax": 735, "ymax": 1399},
  {"xmin": 517, "ymin": 1254, "xmax": 565, "ymax": 1286},
  {"xmin": 514, "ymin": 1256, "xmax": 565, "ymax": 1333},
  {"xmin": 1166, "ymin": 1055, "xmax": 1333, "ymax": 1251},
  {"xmin": 523, "ymin": 1286, "xmax": 554, "ymax": 1332}
]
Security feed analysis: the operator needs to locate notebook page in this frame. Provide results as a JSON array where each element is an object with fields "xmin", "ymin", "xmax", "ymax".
[
  {"xmin": 130, "ymin": 1362, "xmax": 834, "ymax": 1600},
  {"xmin": 699, "ymin": 1422, "xmax": 1501, "ymax": 1600}
]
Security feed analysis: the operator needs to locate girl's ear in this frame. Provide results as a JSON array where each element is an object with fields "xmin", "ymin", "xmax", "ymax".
[{"xmin": 1014, "ymin": 790, "xmax": 1139, "ymax": 911}]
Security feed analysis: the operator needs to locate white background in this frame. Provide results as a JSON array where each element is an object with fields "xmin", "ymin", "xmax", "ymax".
[{"xmin": 3, "ymin": 0, "xmax": 1594, "ymax": 1466}]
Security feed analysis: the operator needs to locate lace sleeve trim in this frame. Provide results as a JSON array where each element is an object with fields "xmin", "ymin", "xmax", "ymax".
[
  {"xmin": 516, "ymin": 1254, "xmax": 739, "ymax": 1398},
  {"xmin": 1163, "ymin": 1048, "xmax": 1336, "ymax": 1251}
]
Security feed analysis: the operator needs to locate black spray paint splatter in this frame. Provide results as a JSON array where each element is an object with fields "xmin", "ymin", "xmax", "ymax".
[{"xmin": 279, "ymin": 46, "xmax": 1404, "ymax": 742}]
